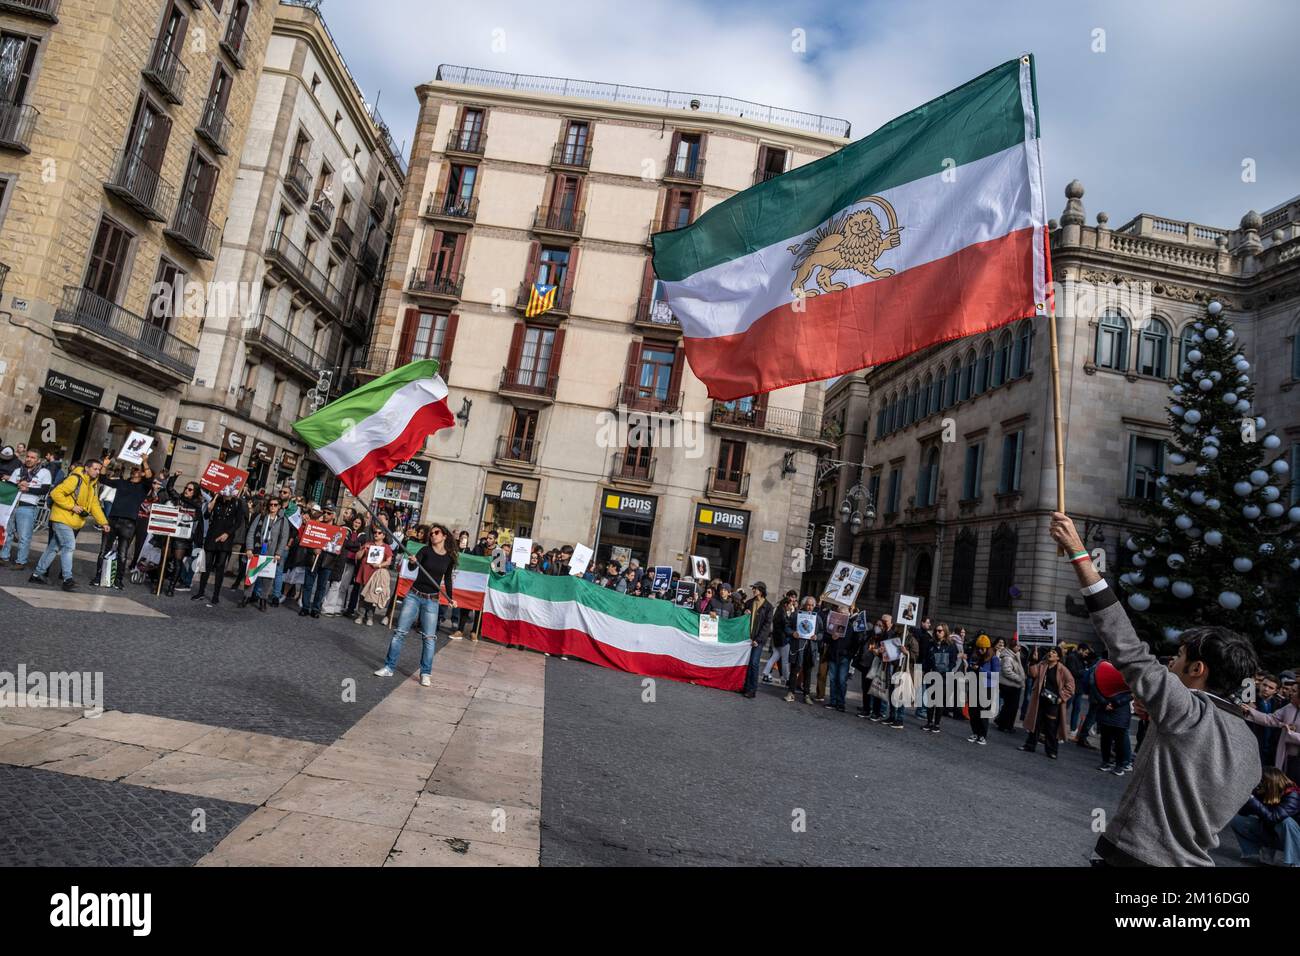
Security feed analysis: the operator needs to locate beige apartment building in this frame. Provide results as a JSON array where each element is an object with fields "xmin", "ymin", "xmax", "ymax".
[
  {"xmin": 172, "ymin": 0, "xmax": 404, "ymax": 496},
  {"xmin": 0, "ymin": 0, "xmax": 274, "ymax": 466},
  {"xmin": 365, "ymin": 65, "xmax": 851, "ymax": 595},
  {"xmin": 847, "ymin": 182, "xmax": 1300, "ymax": 646}
]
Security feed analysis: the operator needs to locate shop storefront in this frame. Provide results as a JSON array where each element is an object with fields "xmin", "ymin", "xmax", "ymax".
[
  {"xmin": 691, "ymin": 503, "xmax": 750, "ymax": 588},
  {"xmin": 594, "ymin": 488, "xmax": 657, "ymax": 570},
  {"xmin": 373, "ymin": 459, "xmax": 430, "ymax": 511},
  {"xmin": 479, "ymin": 473, "xmax": 537, "ymax": 540},
  {"xmin": 220, "ymin": 428, "xmax": 246, "ymax": 465},
  {"xmin": 276, "ymin": 450, "xmax": 300, "ymax": 492},
  {"xmin": 26, "ymin": 371, "xmax": 104, "ymax": 461}
]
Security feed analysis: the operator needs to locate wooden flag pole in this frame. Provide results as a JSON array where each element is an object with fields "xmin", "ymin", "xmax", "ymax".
[
  {"xmin": 155, "ymin": 537, "xmax": 170, "ymax": 597},
  {"xmin": 1045, "ymin": 298, "xmax": 1067, "ymax": 513}
]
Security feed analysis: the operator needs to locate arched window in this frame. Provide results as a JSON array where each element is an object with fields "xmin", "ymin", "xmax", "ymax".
[
  {"xmin": 858, "ymin": 538, "xmax": 875, "ymax": 573},
  {"xmin": 993, "ymin": 332, "xmax": 1012, "ymax": 387},
  {"xmin": 950, "ymin": 528, "xmax": 977, "ymax": 606},
  {"xmin": 959, "ymin": 349, "xmax": 976, "ymax": 400},
  {"xmin": 1179, "ymin": 325, "xmax": 1197, "ymax": 372},
  {"xmin": 984, "ymin": 523, "xmax": 1018, "ymax": 608},
  {"xmin": 921, "ymin": 373, "xmax": 934, "ymax": 418},
  {"xmin": 875, "ymin": 402, "xmax": 887, "ymax": 438},
  {"xmin": 1137, "ymin": 317, "xmax": 1170, "ymax": 378},
  {"xmin": 1294, "ymin": 324, "xmax": 1300, "ymax": 380},
  {"xmin": 936, "ymin": 365, "xmax": 948, "ymax": 410},
  {"xmin": 975, "ymin": 341, "xmax": 993, "ymax": 394},
  {"xmin": 874, "ymin": 538, "xmax": 896, "ymax": 600},
  {"xmin": 906, "ymin": 381, "xmax": 919, "ymax": 424},
  {"xmin": 916, "ymin": 446, "xmax": 939, "ymax": 507},
  {"xmin": 1095, "ymin": 311, "xmax": 1130, "ymax": 370},
  {"xmin": 887, "ymin": 392, "xmax": 899, "ymax": 433},
  {"xmin": 1012, "ymin": 321, "xmax": 1033, "ymax": 377},
  {"xmin": 946, "ymin": 363, "xmax": 959, "ymax": 406}
]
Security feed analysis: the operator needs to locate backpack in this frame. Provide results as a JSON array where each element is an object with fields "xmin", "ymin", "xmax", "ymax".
[{"xmin": 49, "ymin": 472, "xmax": 85, "ymax": 509}]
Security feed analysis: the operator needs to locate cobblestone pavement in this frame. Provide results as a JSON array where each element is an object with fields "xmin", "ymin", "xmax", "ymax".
[{"xmin": 538, "ymin": 658, "xmax": 1245, "ymax": 867}]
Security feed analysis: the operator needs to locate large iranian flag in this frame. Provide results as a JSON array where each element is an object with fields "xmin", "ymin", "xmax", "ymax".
[
  {"xmin": 0, "ymin": 481, "xmax": 17, "ymax": 549},
  {"xmin": 652, "ymin": 56, "xmax": 1048, "ymax": 399},
  {"xmin": 291, "ymin": 360, "xmax": 454, "ymax": 495},
  {"xmin": 483, "ymin": 570, "xmax": 753, "ymax": 690}
]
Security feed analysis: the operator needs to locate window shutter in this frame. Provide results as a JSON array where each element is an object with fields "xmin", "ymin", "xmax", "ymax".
[
  {"xmin": 667, "ymin": 347, "xmax": 685, "ymax": 404},
  {"xmin": 623, "ymin": 339, "xmax": 643, "ymax": 404},
  {"xmin": 505, "ymin": 321, "xmax": 525, "ymax": 371},
  {"xmin": 550, "ymin": 328, "xmax": 566, "ymax": 382},
  {"xmin": 396, "ymin": 307, "xmax": 419, "ymax": 364},
  {"xmin": 667, "ymin": 131, "xmax": 681, "ymax": 173},
  {"xmin": 756, "ymin": 145, "xmax": 768, "ymax": 181},
  {"xmin": 562, "ymin": 246, "xmax": 580, "ymax": 302},
  {"xmin": 427, "ymin": 228, "xmax": 444, "ymax": 272},
  {"xmin": 441, "ymin": 313, "xmax": 459, "ymax": 365},
  {"xmin": 524, "ymin": 240, "xmax": 541, "ymax": 285},
  {"xmin": 449, "ymin": 232, "xmax": 467, "ymax": 277},
  {"xmin": 639, "ymin": 256, "xmax": 657, "ymax": 301}
]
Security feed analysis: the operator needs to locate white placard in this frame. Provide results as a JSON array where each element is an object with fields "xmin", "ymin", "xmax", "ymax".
[
  {"xmin": 568, "ymin": 543, "xmax": 593, "ymax": 577},
  {"xmin": 698, "ymin": 615, "xmax": 719, "ymax": 642},
  {"xmin": 895, "ymin": 594, "xmax": 922, "ymax": 627},
  {"xmin": 881, "ymin": 637, "xmax": 903, "ymax": 662},
  {"xmin": 821, "ymin": 560, "xmax": 868, "ymax": 607},
  {"xmin": 398, "ymin": 559, "xmax": 419, "ymax": 582},
  {"xmin": 511, "ymin": 537, "xmax": 533, "ymax": 568},
  {"xmin": 117, "ymin": 431, "xmax": 154, "ymax": 466},
  {"xmin": 796, "ymin": 611, "xmax": 818, "ymax": 640},
  {"xmin": 366, "ymin": 545, "xmax": 387, "ymax": 566},
  {"xmin": 1016, "ymin": 611, "xmax": 1057, "ymax": 644},
  {"xmin": 689, "ymin": 555, "xmax": 711, "ymax": 580}
]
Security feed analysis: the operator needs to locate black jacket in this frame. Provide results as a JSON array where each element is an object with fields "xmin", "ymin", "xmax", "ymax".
[
  {"xmin": 747, "ymin": 597, "xmax": 774, "ymax": 645},
  {"xmin": 771, "ymin": 604, "xmax": 791, "ymax": 648},
  {"xmin": 101, "ymin": 476, "xmax": 151, "ymax": 521},
  {"xmin": 204, "ymin": 497, "xmax": 247, "ymax": 552}
]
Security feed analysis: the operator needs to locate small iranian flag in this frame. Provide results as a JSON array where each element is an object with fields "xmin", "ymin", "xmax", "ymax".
[
  {"xmin": 0, "ymin": 482, "xmax": 17, "ymax": 549},
  {"xmin": 482, "ymin": 570, "xmax": 752, "ymax": 690},
  {"xmin": 652, "ymin": 56, "xmax": 1048, "ymax": 399},
  {"xmin": 291, "ymin": 360, "xmax": 454, "ymax": 494},
  {"xmin": 282, "ymin": 499, "xmax": 301, "ymax": 530},
  {"xmin": 244, "ymin": 553, "xmax": 277, "ymax": 585}
]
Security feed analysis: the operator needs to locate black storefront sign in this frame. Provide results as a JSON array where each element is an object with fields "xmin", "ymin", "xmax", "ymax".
[
  {"xmin": 695, "ymin": 503, "xmax": 750, "ymax": 534},
  {"xmin": 223, "ymin": 429, "xmax": 246, "ymax": 454},
  {"xmin": 385, "ymin": 459, "xmax": 430, "ymax": 480},
  {"xmin": 44, "ymin": 371, "xmax": 104, "ymax": 408},
  {"xmin": 602, "ymin": 489, "xmax": 657, "ymax": 520},
  {"xmin": 279, "ymin": 451, "xmax": 300, "ymax": 471},
  {"xmin": 113, "ymin": 395, "xmax": 160, "ymax": 428},
  {"xmin": 252, "ymin": 440, "xmax": 274, "ymax": 463},
  {"xmin": 500, "ymin": 481, "xmax": 523, "ymax": 501}
]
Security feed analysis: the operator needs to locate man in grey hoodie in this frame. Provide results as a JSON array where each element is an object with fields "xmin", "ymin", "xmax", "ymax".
[{"xmin": 1049, "ymin": 513, "xmax": 1260, "ymax": 867}]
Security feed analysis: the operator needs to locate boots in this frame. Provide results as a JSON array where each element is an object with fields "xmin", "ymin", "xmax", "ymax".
[
  {"xmin": 238, "ymin": 594, "xmax": 250, "ymax": 608},
  {"xmin": 258, "ymin": 597, "xmax": 267, "ymax": 612}
]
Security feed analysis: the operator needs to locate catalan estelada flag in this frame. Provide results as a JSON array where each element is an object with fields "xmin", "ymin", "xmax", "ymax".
[
  {"xmin": 525, "ymin": 282, "xmax": 557, "ymax": 317},
  {"xmin": 652, "ymin": 55, "xmax": 1049, "ymax": 400}
]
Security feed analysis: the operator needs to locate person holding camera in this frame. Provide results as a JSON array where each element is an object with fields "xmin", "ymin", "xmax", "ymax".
[{"xmin": 1018, "ymin": 645, "xmax": 1075, "ymax": 759}]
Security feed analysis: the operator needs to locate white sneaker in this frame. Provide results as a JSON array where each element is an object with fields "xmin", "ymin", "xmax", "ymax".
[
  {"xmin": 967, "ymin": 734, "xmax": 979, "ymax": 743},
  {"xmin": 420, "ymin": 674, "xmax": 431, "ymax": 686},
  {"xmin": 373, "ymin": 667, "xmax": 394, "ymax": 677},
  {"xmin": 450, "ymin": 630, "xmax": 464, "ymax": 640}
]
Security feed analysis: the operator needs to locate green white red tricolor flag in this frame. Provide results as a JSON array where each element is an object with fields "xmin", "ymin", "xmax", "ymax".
[
  {"xmin": 0, "ymin": 481, "xmax": 17, "ymax": 548},
  {"xmin": 652, "ymin": 56, "xmax": 1049, "ymax": 399},
  {"xmin": 291, "ymin": 360, "xmax": 454, "ymax": 495}
]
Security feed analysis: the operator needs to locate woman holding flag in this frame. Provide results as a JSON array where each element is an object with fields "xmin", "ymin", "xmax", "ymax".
[{"xmin": 374, "ymin": 523, "xmax": 457, "ymax": 686}]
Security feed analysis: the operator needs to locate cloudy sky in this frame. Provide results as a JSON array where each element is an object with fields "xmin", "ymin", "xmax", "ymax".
[{"xmin": 322, "ymin": 0, "xmax": 1299, "ymax": 229}]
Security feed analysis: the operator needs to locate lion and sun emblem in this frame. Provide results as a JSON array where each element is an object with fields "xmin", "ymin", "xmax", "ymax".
[{"xmin": 788, "ymin": 195, "xmax": 903, "ymax": 298}]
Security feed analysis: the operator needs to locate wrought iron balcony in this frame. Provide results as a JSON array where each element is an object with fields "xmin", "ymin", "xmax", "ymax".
[
  {"xmin": 647, "ymin": 217, "xmax": 690, "ymax": 245},
  {"xmin": 500, "ymin": 365, "xmax": 558, "ymax": 400},
  {"xmin": 446, "ymin": 126, "xmax": 485, "ymax": 155},
  {"xmin": 309, "ymin": 192, "xmax": 335, "ymax": 229},
  {"xmin": 369, "ymin": 187, "xmax": 390, "ymax": 221},
  {"xmin": 244, "ymin": 312, "xmax": 327, "ymax": 383},
  {"xmin": 284, "ymin": 157, "xmax": 311, "ymax": 203},
  {"xmin": 358, "ymin": 243, "xmax": 381, "ymax": 278},
  {"xmin": 754, "ymin": 166, "xmax": 785, "ymax": 185},
  {"xmin": 0, "ymin": 262, "xmax": 9, "ymax": 301},
  {"xmin": 0, "ymin": 0, "xmax": 60, "ymax": 21},
  {"xmin": 164, "ymin": 201, "xmax": 219, "ymax": 260},
  {"xmin": 611, "ymin": 451, "xmax": 656, "ymax": 485},
  {"xmin": 551, "ymin": 141, "xmax": 591, "ymax": 169},
  {"xmin": 0, "ymin": 102, "xmax": 38, "ymax": 152},
  {"xmin": 104, "ymin": 148, "xmax": 175, "ymax": 222},
  {"xmin": 533, "ymin": 205, "xmax": 584, "ymax": 236},
  {"xmin": 514, "ymin": 281, "xmax": 572, "ymax": 317},
  {"xmin": 423, "ymin": 191, "xmax": 478, "ymax": 223},
  {"xmin": 332, "ymin": 214, "xmax": 355, "ymax": 251},
  {"xmin": 634, "ymin": 295, "xmax": 681, "ymax": 330},
  {"xmin": 707, "ymin": 466, "xmax": 750, "ymax": 498},
  {"xmin": 614, "ymin": 381, "xmax": 682, "ymax": 415},
  {"xmin": 234, "ymin": 385, "xmax": 255, "ymax": 417},
  {"xmin": 495, "ymin": 433, "xmax": 538, "ymax": 466},
  {"xmin": 407, "ymin": 269, "xmax": 464, "ymax": 300},
  {"xmin": 221, "ymin": 15, "xmax": 248, "ymax": 67},
  {"xmin": 53, "ymin": 286, "xmax": 197, "ymax": 384},
  {"xmin": 664, "ymin": 154, "xmax": 704, "ymax": 183},
  {"xmin": 142, "ymin": 45, "xmax": 188, "ymax": 105},
  {"xmin": 264, "ymin": 231, "xmax": 346, "ymax": 317},
  {"xmin": 197, "ymin": 99, "xmax": 232, "ymax": 155},
  {"xmin": 709, "ymin": 400, "xmax": 829, "ymax": 443}
]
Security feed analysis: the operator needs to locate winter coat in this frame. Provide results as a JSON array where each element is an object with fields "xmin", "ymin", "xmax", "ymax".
[
  {"xmin": 1240, "ymin": 785, "xmax": 1300, "ymax": 825},
  {"xmin": 925, "ymin": 640, "xmax": 960, "ymax": 674},
  {"xmin": 748, "ymin": 596, "xmax": 774, "ymax": 647},
  {"xmin": 1023, "ymin": 661, "xmax": 1076, "ymax": 738},
  {"xmin": 204, "ymin": 497, "xmax": 247, "ymax": 552},
  {"xmin": 245, "ymin": 511, "xmax": 292, "ymax": 558},
  {"xmin": 49, "ymin": 467, "xmax": 108, "ymax": 531},
  {"xmin": 1090, "ymin": 684, "xmax": 1134, "ymax": 729},
  {"xmin": 998, "ymin": 647, "xmax": 1026, "ymax": 688},
  {"xmin": 100, "ymin": 475, "xmax": 151, "ymax": 521},
  {"xmin": 360, "ymin": 567, "xmax": 392, "ymax": 607},
  {"xmin": 1245, "ymin": 703, "xmax": 1300, "ymax": 776},
  {"xmin": 354, "ymin": 538, "xmax": 392, "ymax": 587}
]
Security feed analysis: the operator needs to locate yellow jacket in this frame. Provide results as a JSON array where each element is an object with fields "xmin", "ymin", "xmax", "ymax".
[{"xmin": 50, "ymin": 467, "xmax": 108, "ymax": 531}]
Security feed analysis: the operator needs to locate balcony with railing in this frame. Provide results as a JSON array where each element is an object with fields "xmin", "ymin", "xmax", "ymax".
[
  {"xmin": 407, "ymin": 268, "xmax": 463, "ymax": 301},
  {"xmin": 221, "ymin": 14, "xmax": 248, "ymax": 67},
  {"xmin": 0, "ymin": 262, "xmax": 9, "ymax": 301},
  {"xmin": 664, "ymin": 154, "xmax": 704, "ymax": 184},
  {"xmin": 709, "ymin": 400, "xmax": 832, "ymax": 445},
  {"xmin": 707, "ymin": 466, "xmax": 750, "ymax": 498},
  {"xmin": 104, "ymin": 148, "xmax": 175, "ymax": 222},
  {"xmin": 142, "ymin": 45, "xmax": 188, "ymax": 105},
  {"xmin": 196, "ymin": 98, "xmax": 232, "ymax": 154},
  {"xmin": 610, "ymin": 451, "xmax": 656, "ymax": 486},
  {"xmin": 284, "ymin": 157, "xmax": 311, "ymax": 203},
  {"xmin": 551, "ymin": 141, "xmax": 592, "ymax": 169},
  {"xmin": 244, "ymin": 312, "xmax": 327, "ymax": 383},
  {"xmin": 614, "ymin": 381, "xmax": 682, "ymax": 415},
  {"xmin": 265, "ymin": 402, "xmax": 287, "ymax": 433},
  {"xmin": 53, "ymin": 286, "xmax": 197, "ymax": 386},
  {"xmin": 500, "ymin": 365, "xmax": 558, "ymax": 401},
  {"xmin": 331, "ymin": 214, "xmax": 354, "ymax": 252},
  {"xmin": 533, "ymin": 204, "xmax": 584, "ymax": 237},
  {"xmin": 358, "ymin": 238, "xmax": 383, "ymax": 278},
  {"xmin": 0, "ymin": 102, "xmax": 37, "ymax": 152},
  {"xmin": 309, "ymin": 192, "xmax": 335, "ymax": 230},
  {"xmin": 647, "ymin": 217, "xmax": 689, "ymax": 245},
  {"xmin": 234, "ymin": 385, "xmax": 255, "ymax": 418},
  {"xmin": 514, "ymin": 281, "xmax": 572, "ymax": 318},
  {"xmin": 634, "ymin": 294, "xmax": 681, "ymax": 332},
  {"xmin": 753, "ymin": 165, "xmax": 785, "ymax": 186},
  {"xmin": 446, "ymin": 126, "xmax": 485, "ymax": 155},
  {"xmin": 423, "ymin": 191, "xmax": 478, "ymax": 224},
  {"xmin": 495, "ymin": 433, "xmax": 538, "ymax": 467},
  {"xmin": 264, "ymin": 230, "xmax": 346, "ymax": 317},
  {"xmin": 164, "ymin": 200, "xmax": 219, "ymax": 260},
  {"xmin": 0, "ymin": 0, "xmax": 60, "ymax": 21}
]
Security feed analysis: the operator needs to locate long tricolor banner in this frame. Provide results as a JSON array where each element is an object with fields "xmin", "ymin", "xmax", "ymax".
[
  {"xmin": 481, "ymin": 568, "xmax": 752, "ymax": 691},
  {"xmin": 652, "ymin": 56, "xmax": 1049, "ymax": 399}
]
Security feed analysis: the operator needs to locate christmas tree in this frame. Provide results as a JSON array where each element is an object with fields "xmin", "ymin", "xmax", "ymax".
[{"xmin": 1120, "ymin": 300, "xmax": 1298, "ymax": 663}]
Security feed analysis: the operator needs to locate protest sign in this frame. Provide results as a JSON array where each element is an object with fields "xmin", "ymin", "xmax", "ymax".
[
  {"xmin": 244, "ymin": 553, "xmax": 277, "ymax": 585},
  {"xmin": 673, "ymin": 580, "xmax": 697, "ymax": 607},
  {"xmin": 796, "ymin": 611, "xmax": 818, "ymax": 639},
  {"xmin": 1016, "ymin": 611, "xmax": 1057, "ymax": 645},
  {"xmin": 652, "ymin": 566, "xmax": 672, "ymax": 592},
  {"xmin": 568, "ymin": 543, "xmax": 593, "ymax": 577},
  {"xmin": 895, "ymin": 594, "xmax": 922, "ymax": 627},
  {"xmin": 511, "ymin": 537, "xmax": 533, "ymax": 568},
  {"xmin": 200, "ymin": 460, "xmax": 249, "ymax": 495},
  {"xmin": 366, "ymin": 545, "xmax": 387, "ymax": 566},
  {"xmin": 117, "ymin": 431, "xmax": 154, "ymax": 466},
  {"xmin": 146, "ymin": 504, "xmax": 192, "ymax": 540},
  {"xmin": 821, "ymin": 561, "xmax": 868, "ymax": 607},
  {"xmin": 298, "ymin": 519, "xmax": 344, "ymax": 551},
  {"xmin": 698, "ymin": 615, "xmax": 719, "ymax": 642},
  {"xmin": 689, "ymin": 555, "xmax": 710, "ymax": 580}
]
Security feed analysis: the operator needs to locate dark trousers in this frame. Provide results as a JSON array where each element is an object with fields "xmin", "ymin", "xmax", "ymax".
[
  {"xmin": 926, "ymin": 697, "xmax": 944, "ymax": 729},
  {"xmin": 828, "ymin": 658, "xmax": 851, "ymax": 707},
  {"xmin": 1100, "ymin": 725, "xmax": 1132, "ymax": 766},
  {"xmin": 858, "ymin": 668, "xmax": 873, "ymax": 713},
  {"xmin": 302, "ymin": 566, "xmax": 330, "ymax": 612},
  {"xmin": 165, "ymin": 544, "xmax": 193, "ymax": 592},
  {"xmin": 788, "ymin": 640, "xmax": 818, "ymax": 696},
  {"xmin": 995, "ymin": 686, "xmax": 1022, "ymax": 731},
  {"xmin": 198, "ymin": 549, "xmax": 231, "ymax": 602},
  {"xmin": 1076, "ymin": 702, "xmax": 1099, "ymax": 741},
  {"xmin": 1024, "ymin": 709, "xmax": 1061, "ymax": 756},
  {"xmin": 969, "ymin": 708, "xmax": 989, "ymax": 738},
  {"xmin": 742, "ymin": 642, "xmax": 762, "ymax": 695},
  {"xmin": 96, "ymin": 517, "xmax": 136, "ymax": 585},
  {"xmin": 131, "ymin": 517, "xmax": 149, "ymax": 566}
]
